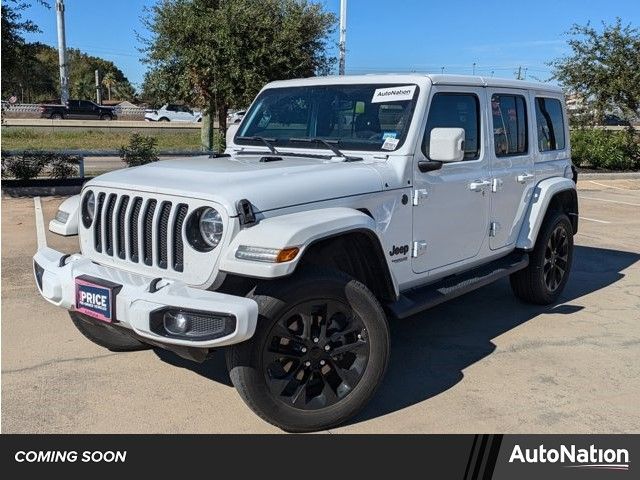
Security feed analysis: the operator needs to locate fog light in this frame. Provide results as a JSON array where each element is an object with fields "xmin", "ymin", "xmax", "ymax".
[
  {"xmin": 153, "ymin": 308, "xmax": 237, "ymax": 340},
  {"xmin": 163, "ymin": 311, "xmax": 189, "ymax": 334}
]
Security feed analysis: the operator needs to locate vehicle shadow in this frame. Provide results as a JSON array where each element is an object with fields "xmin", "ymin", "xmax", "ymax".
[
  {"xmin": 153, "ymin": 245, "xmax": 639, "ymax": 423},
  {"xmin": 352, "ymin": 245, "xmax": 639, "ymax": 425},
  {"xmin": 154, "ymin": 346, "xmax": 232, "ymax": 386}
]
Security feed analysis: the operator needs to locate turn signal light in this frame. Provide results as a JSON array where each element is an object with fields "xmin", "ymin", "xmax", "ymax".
[
  {"xmin": 236, "ymin": 245, "xmax": 300, "ymax": 263},
  {"xmin": 276, "ymin": 247, "xmax": 300, "ymax": 263}
]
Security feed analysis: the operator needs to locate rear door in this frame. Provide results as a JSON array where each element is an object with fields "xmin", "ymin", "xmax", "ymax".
[
  {"xmin": 486, "ymin": 89, "xmax": 535, "ymax": 250},
  {"xmin": 66, "ymin": 100, "xmax": 81, "ymax": 119},
  {"xmin": 412, "ymin": 86, "xmax": 491, "ymax": 274}
]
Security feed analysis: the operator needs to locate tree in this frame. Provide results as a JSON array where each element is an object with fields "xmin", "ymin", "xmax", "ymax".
[
  {"xmin": 1, "ymin": 0, "xmax": 49, "ymax": 99},
  {"xmin": 102, "ymin": 71, "xmax": 118, "ymax": 100},
  {"xmin": 141, "ymin": 0, "xmax": 337, "ymax": 131},
  {"xmin": 551, "ymin": 18, "xmax": 640, "ymax": 122}
]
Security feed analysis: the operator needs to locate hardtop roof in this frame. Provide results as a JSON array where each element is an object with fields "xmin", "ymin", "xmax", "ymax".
[{"xmin": 265, "ymin": 73, "xmax": 563, "ymax": 93}]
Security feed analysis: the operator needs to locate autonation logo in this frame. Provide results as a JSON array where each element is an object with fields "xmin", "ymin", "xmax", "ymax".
[{"xmin": 509, "ymin": 444, "xmax": 630, "ymax": 471}]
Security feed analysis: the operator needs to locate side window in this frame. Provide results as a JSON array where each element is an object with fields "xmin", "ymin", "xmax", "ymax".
[
  {"xmin": 167, "ymin": 104, "xmax": 177, "ymax": 112},
  {"xmin": 492, "ymin": 94, "xmax": 528, "ymax": 156},
  {"xmin": 535, "ymin": 97, "xmax": 566, "ymax": 151},
  {"xmin": 423, "ymin": 93, "xmax": 480, "ymax": 160}
]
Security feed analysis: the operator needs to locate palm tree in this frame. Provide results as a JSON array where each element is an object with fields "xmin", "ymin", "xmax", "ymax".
[
  {"xmin": 72, "ymin": 76, "xmax": 95, "ymax": 100},
  {"xmin": 102, "ymin": 72, "xmax": 118, "ymax": 101}
]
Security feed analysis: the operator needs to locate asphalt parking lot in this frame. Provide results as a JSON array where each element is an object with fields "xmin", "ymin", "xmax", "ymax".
[{"xmin": 2, "ymin": 178, "xmax": 639, "ymax": 433}]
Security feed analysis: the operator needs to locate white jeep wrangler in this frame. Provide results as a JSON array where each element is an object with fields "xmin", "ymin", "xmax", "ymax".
[{"xmin": 35, "ymin": 74, "xmax": 578, "ymax": 432}]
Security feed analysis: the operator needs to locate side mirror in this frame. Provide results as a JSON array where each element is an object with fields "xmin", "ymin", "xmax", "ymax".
[
  {"xmin": 226, "ymin": 123, "xmax": 240, "ymax": 147},
  {"xmin": 429, "ymin": 128, "xmax": 465, "ymax": 162}
]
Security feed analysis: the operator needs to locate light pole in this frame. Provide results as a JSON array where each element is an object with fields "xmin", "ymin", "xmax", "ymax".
[
  {"xmin": 56, "ymin": 0, "xmax": 69, "ymax": 103},
  {"xmin": 338, "ymin": 0, "xmax": 347, "ymax": 75}
]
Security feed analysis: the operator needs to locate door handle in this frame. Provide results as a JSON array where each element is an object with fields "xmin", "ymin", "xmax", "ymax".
[
  {"xmin": 517, "ymin": 172, "xmax": 535, "ymax": 183},
  {"xmin": 469, "ymin": 180, "xmax": 491, "ymax": 192}
]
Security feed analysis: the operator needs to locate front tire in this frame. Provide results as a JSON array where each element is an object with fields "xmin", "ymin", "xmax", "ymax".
[
  {"xmin": 70, "ymin": 311, "xmax": 151, "ymax": 352},
  {"xmin": 226, "ymin": 268, "xmax": 390, "ymax": 432},
  {"xmin": 510, "ymin": 211, "xmax": 574, "ymax": 304}
]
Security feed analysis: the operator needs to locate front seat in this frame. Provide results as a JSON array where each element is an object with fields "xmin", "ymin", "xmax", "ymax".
[{"xmin": 354, "ymin": 111, "xmax": 381, "ymax": 138}]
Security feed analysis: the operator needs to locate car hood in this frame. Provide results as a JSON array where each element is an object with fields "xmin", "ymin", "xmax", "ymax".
[{"xmin": 88, "ymin": 154, "xmax": 384, "ymax": 215}]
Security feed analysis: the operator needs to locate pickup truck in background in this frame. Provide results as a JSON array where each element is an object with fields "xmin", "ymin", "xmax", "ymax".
[{"xmin": 39, "ymin": 100, "xmax": 117, "ymax": 120}]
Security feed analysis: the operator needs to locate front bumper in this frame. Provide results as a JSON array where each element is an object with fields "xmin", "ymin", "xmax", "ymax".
[{"xmin": 33, "ymin": 247, "xmax": 258, "ymax": 349}]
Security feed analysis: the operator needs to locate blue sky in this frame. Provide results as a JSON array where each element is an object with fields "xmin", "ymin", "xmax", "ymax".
[{"xmin": 22, "ymin": 0, "xmax": 640, "ymax": 89}]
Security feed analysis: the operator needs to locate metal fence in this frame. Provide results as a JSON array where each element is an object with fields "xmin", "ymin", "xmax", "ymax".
[
  {"xmin": 1, "ymin": 149, "xmax": 210, "ymax": 180},
  {"xmin": 2, "ymin": 103, "xmax": 147, "ymax": 120}
]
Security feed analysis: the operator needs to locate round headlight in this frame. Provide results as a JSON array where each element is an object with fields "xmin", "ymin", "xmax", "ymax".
[
  {"xmin": 81, "ymin": 190, "xmax": 95, "ymax": 228},
  {"xmin": 199, "ymin": 207, "xmax": 223, "ymax": 248}
]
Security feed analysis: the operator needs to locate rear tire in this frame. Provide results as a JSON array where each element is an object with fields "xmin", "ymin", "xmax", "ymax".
[
  {"xmin": 158, "ymin": 117, "xmax": 170, "ymax": 122},
  {"xmin": 226, "ymin": 268, "xmax": 390, "ymax": 432},
  {"xmin": 50, "ymin": 113, "xmax": 63, "ymax": 120},
  {"xmin": 510, "ymin": 211, "xmax": 574, "ymax": 305},
  {"xmin": 100, "ymin": 114, "xmax": 113, "ymax": 121},
  {"xmin": 69, "ymin": 311, "xmax": 151, "ymax": 352}
]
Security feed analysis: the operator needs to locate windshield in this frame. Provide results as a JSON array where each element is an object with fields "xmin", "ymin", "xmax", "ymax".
[{"xmin": 235, "ymin": 83, "xmax": 420, "ymax": 152}]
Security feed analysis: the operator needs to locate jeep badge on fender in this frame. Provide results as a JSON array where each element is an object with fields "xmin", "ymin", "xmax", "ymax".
[
  {"xmin": 35, "ymin": 74, "xmax": 577, "ymax": 432},
  {"xmin": 389, "ymin": 245, "xmax": 409, "ymax": 256}
]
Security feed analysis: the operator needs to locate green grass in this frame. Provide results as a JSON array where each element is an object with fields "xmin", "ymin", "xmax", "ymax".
[{"xmin": 1, "ymin": 128, "xmax": 202, "ymax": 151}]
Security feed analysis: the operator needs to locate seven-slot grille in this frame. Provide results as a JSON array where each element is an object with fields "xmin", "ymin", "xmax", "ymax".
[{"xmin": 92, "ymin": 193, "xmax": 188, "ymax": 272}]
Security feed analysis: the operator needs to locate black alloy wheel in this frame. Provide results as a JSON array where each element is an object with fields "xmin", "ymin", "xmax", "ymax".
[
  {"xmin": 543, "ymin": 224, "xmax": 570, "ymax": 292},
  {"xmin": 262, "ymin": 299, "xmax": 369, "ymax": 410}
]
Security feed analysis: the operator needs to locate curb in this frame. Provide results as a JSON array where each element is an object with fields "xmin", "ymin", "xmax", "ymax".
[
  {"xmin": 577, "ymin": 172, "xmax": 640, "ymax": 180},
  {"xmin": 1, "ymin": 177, "xmax": 92, "ymax": 198}
]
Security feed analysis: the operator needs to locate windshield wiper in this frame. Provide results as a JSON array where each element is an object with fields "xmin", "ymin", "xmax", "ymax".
[
  {"xmin": 289, "ymin": 138, "xmax": 362, "ymax": 162},
  {"xmin": 236, "ymin": 136, "xmax": 279, "ymax": 154}
]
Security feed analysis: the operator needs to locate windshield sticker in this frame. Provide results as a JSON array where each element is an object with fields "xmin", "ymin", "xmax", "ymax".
[
  {"xmin": 382, "ymin": 132, "xmax": 397, "ymax": 140},
  {"xmin": 372, "ymin": 85, "xmax": 417, "ymax": 103},
  {"xmin": 381, "ymin": 137, "xmax": 400, "ymax": 151}
]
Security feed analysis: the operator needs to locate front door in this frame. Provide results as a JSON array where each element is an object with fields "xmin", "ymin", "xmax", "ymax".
[
  {"xmin": 412, "ymin": 86, "xmax": 490, "ymax": 274},
  {"xmin": 486, "ymin": 89, "xmax": 535, "ymax": 250}
]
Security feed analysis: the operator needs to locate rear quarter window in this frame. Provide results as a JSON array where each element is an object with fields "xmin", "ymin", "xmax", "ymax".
[{"xmin": 535, "ymin": 97, "xmax": 566, "ymax": 152}]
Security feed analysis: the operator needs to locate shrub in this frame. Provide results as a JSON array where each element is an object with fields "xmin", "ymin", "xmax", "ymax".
[
  {"xmin": 570, "ymin": 128, "xmax": 640, "ymax": 170},
  {"xmin": 1, "ymin": 151, "xmax": 80, "ymax": 180},
  {"xmin": 119, "ymin": 133, "xmax": 159, "ymax": 167},
  {"xmin": 48, "ymin": 154, "xmax": 81, "ymax": 179},
  {"xmin": 1, "ymin": 152, "xmax": 47, "ymax": 180}
]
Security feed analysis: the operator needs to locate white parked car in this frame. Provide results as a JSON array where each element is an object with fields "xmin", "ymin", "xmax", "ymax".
[
  {"xmin": 227, "ymin": 109, "xmax": 246, "ymax": 124},
  {"xmin": 37, "ymin": 74, "xmax": 578, "ymax": 432},
  {"xmin": 145, "ymin": 103, "xmax": 202, "ymax": 122}
]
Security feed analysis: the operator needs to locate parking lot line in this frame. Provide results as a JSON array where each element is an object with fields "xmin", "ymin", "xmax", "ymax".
[
  {"xmin": 34, "ymin": 196, "xmax": 47, "ymax": 249},
  {"xmin": 579, "ymin": 196, "xmax": 640, "ymax": 207},
  {"xmin": 589, "ymin": 180, "xmax": 638, "ymax": 192},
  {"xmin": 579, "ymin": 216, "xmax": 611, "ymax": 224}
]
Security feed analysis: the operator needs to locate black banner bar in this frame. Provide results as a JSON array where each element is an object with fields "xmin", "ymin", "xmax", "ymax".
[{"xmin": 0, "ymin": 434, "xmax": 636, "ymax": 479}]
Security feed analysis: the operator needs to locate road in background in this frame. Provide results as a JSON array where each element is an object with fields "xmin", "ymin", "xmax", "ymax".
[{"xmin": 2, "ymin": 179, "xmax": 639, "ymax": 433}]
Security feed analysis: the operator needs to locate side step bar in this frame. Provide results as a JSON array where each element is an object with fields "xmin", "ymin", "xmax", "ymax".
[{"xmin": 388, "ymin": 252, "xmax": 529, "ymax": 319}]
